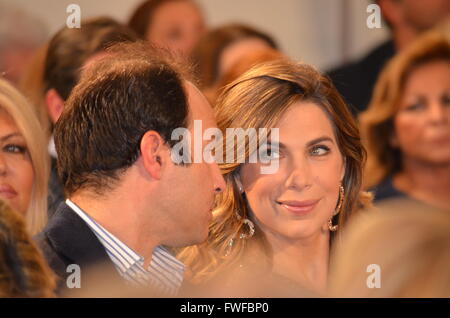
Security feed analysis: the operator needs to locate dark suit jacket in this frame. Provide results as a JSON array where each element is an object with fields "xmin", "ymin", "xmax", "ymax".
[
  {"xmin": 47, "ymin": 157, "xmax": 65, "ymax": 219},
  {"xmin": 34, "ymin": 202, "xmax": 124, "ymax": 295},
  {"xmin": 327, "ymin": 40, "xmax": 396, "ymax": 115}
]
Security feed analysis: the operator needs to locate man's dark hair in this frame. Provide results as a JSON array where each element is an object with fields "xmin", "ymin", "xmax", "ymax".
[
  {"xmin": 54, "ymin": 41, "xmax": 191, "ymax": 196},
  {"xmin": 43, "ymin": 16, "xmax": 138, "ymax": 101}
]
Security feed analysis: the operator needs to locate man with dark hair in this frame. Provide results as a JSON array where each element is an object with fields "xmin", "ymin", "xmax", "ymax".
[
  {"xmin": 43, "ymin": 17, "xmax": 138, "ymax": 217},
  {"xmin": 36, "ymin": 42, "xmax": 225, "ymax": 295},
  {"xmin": 328, "ymin": 0, "xmax": 450, "ymax": 115}
]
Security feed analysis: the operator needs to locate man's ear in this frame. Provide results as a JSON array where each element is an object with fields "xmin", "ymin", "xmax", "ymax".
[
  {"xmin": 45, "ymin": 89, "xmax": 65, "ymax": 124},
  {"xmin": 140, "ymin": 131, "xmax": 167, "ymax": 180}
]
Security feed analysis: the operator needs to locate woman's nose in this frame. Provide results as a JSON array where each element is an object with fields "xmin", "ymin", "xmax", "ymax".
[
  {"xmin": 284, "ymin": 160, "xmax": 312, "ymax": 190},
  {"xmin": 428, "ymin": 103, "xmax": 448, "ymax": 125}
]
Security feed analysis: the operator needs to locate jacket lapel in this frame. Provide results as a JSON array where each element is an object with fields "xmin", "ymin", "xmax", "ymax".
[{"xmin": 45, "ymin": 202, "xmax": 116, "ymax": 272}]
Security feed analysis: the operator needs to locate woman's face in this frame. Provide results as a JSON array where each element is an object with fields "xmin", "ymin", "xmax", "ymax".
[
  {"xmin": 146, "ymin": 0, "xmax": 205, "ymax": 56},
  {"xmin": 239, "ymin": 101, "xmax": 345, "ymax": 242},
  {"xmin": 394, "ymin": 60, "xmax": 450, "ymax": 164},
  {"xmin": 0, "ymin": 109, "xmax": 34, "ymax": 214},
  {"xmin": 218, "ymin": 37, "xmax": 273, "ymax": 79}
]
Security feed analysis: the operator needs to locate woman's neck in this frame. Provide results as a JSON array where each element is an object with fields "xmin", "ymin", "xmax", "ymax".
[
  {"xmin": 267, "ymin": 229, "xmax": 330, "ymax": 294},
  {"xmin": 394, "ymin": 157, "xmax": 450, "ymax": 210}
]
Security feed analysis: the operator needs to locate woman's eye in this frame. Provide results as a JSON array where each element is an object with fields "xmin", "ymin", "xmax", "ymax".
[
  {"xmin": 442, "ymin": 94, "xmax": 450, "ymax": 106},
  {"xmin": 267, "ymin": 148, "xmax": 280, "ymax": 159},
  {"xmin": 3, "ymin": 144, "xmax": 26, "ymax": 154},
  {"xmin": 405, "ymin": 102, "xmax": 425, "ymax": 111},
  {"xmin": 310, "ymin": 145, "xmax": 330, "ymax": 156},
  {"xmin": 258, "ymin": 146, "xmax": 281, "ymax": 162}
]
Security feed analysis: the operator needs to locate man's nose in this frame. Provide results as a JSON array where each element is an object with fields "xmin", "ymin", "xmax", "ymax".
[{"xmin": 211, "ymin": 162, "xmax": 226, "ymax": 193}]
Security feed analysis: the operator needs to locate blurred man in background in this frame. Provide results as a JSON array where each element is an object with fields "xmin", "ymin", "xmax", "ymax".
[{"xmin": 328, "ymin": 0, "xmax": 450, "ymax": 115}]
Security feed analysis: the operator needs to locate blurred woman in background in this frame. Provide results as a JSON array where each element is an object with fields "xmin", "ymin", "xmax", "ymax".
[
  {"xmin": 192, "ymin": 23, "xmax": 279, "ymax": 104},
  {"xmin": 210, "ymin": 47, "xmax": 284, "ymax": 104},
  {"xmin": 179, "ymin": 59, "xmax": 371, "ymax": 295},
  {"xmin": 360, "ymin": 32, "xmax": 450, "ymax": 211},
  {"xmin": 329, "ymin": 202, "xmax": 450, "ymax": 297},
  {"xmin": 0, "ymin": 78, "xmax": 48, "ymax": 235},
  {"xmin": 128, "ymin": 0, "xmax": 206, "ymax": 56}
]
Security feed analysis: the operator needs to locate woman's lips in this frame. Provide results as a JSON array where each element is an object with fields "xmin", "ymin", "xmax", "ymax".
[
  {"xmin": 276, "ymin": 199, "xmax": 320, "ymax": 215},
  {"xmin": 0, "ymin": 184, "xmax": 18, "ymax": 199}
]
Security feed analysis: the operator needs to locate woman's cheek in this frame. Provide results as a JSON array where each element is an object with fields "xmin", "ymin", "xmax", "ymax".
[{"xmin": 395, "ymin": 115, "xmax": 424, "ymax": 149}]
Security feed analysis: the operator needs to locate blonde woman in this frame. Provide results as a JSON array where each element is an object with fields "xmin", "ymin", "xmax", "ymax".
[
  {"xmin": 179, "ymin": 59, "xmax": 372, "ymax": 295},
  {"xmin": 360, "ymin": 32, "xmax": 450, "ymax": 210},
  {"xmin": 0, "ymin": 78, "xmax": 49, "ymax": 235}
]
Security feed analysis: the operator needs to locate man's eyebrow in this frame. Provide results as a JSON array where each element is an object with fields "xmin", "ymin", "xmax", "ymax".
[
  {"xmin": 0, "ymin": 132, "xmax": 22, "ymax": 142},
  {"xmin": 306, "ymin": 136, "xmax": 335, "ymax": 147}
]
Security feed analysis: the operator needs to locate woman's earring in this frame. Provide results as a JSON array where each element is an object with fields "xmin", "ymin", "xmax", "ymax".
[
  {"xmin": 235, "ymin": 176, "xmax": 244, "ymax": 194},
  {"xmin": 224, "ymin": 218, "xmax": 255, "ymax": 257},
  {"xmin": 328, "ymin": 218, "xmax": 338, "ymax": 232},
  {"xmin": 224, "ymin": 237, "xmax": 235, "ymax": 257},
  {"xmin": 335, "ymin": 184, "xmax": 345, "ymax": 214},
  {"xmin": 328, "ymin": 184, "xmax": 344, "ymax": 232},
  {"xmin": 239, "ymin": 218, "xmax": 255, "ymax": 239},
  {"xmin": 234, "ymin": 209, "xmax": 256, "ymax": 240}
]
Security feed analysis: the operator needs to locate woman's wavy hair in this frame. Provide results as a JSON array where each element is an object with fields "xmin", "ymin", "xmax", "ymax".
[
  {"xmin": 359, "ymin": 32, "xmax": 450, "ymax": 188},
  {"xmin": 0, "ymin": 200, "xmax": 55, "ymax": 297},
  {"xmin": 178, "ymin": 59, "xmax": 371, "ymax": 284}
]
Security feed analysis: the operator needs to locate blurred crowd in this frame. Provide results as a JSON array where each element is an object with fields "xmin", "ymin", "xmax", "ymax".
[{"xmin": 0, "ymin": 0, "xmax": 449, "ymax": 298}]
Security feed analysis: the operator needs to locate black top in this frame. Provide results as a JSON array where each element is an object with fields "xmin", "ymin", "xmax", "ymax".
[
  {"xmin": 327, "ymin": 40, "xmax": 396, "ymax": 116},
  {"xmin": 371, "ymin": 177, "xmax": 406, "ymax": 202}
]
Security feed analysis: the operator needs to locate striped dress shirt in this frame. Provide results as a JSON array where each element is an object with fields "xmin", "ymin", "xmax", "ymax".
[{"xmin": 66, "ymin": 199, "xmax": 185, "ymax": 296}]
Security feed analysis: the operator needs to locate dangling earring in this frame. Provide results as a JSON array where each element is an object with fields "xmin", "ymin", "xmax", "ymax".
[
  {"xmin": 224, "ymin": 175, "xmax": 255, "ymax": 257},
  {"xmin": 224, "ymin": 217, "xmax": 255, "ymax": 256},
  {"xmin": 239, "ymin": 218, "xmax": 255, "ymax": 239},
  {"xmin": 234, "ymin": 206, "xmax": 255, "ymax": 239},
  {"xmin": 234, "ymin": 175, "xmax": 254, "ymax": 237},
  {"xmin": 328, "ymin": 184, "xmax": 344, "ymax": 232},
  {"xmin": 234, "ymin": 175, "xmax": 244, "ymax": 194},
  {"xmin": 328, "ymin": 218, "xmax": 338, "ymax": 232},
  {"xmin": 224, "ymin": 237, "xmax": 235, "ymax": 257}
]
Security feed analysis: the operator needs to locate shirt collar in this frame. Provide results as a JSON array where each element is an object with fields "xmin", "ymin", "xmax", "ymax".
[{"xmin": 65, "ymin": 199, "xmax": 185, "ymax": 295}]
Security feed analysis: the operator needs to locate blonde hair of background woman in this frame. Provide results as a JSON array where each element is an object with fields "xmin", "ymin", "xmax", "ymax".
[
  {"xmin": 329, "ymin": 201, "xmax": 450, "ymax": 297},
  {"xmin": 19, "ymin": 43, "xmax": 52, "ymax": 139},
  {"xmin": 0, "ymin": 78, "xmax": 49, "ymax": 235},
  {"xmin": 178, "ymin": 59, "xmax": 372, "ymax": 284},
  {"xmin": 359, "ymin": 32, "xmax": 450, "ymax": 188}
]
